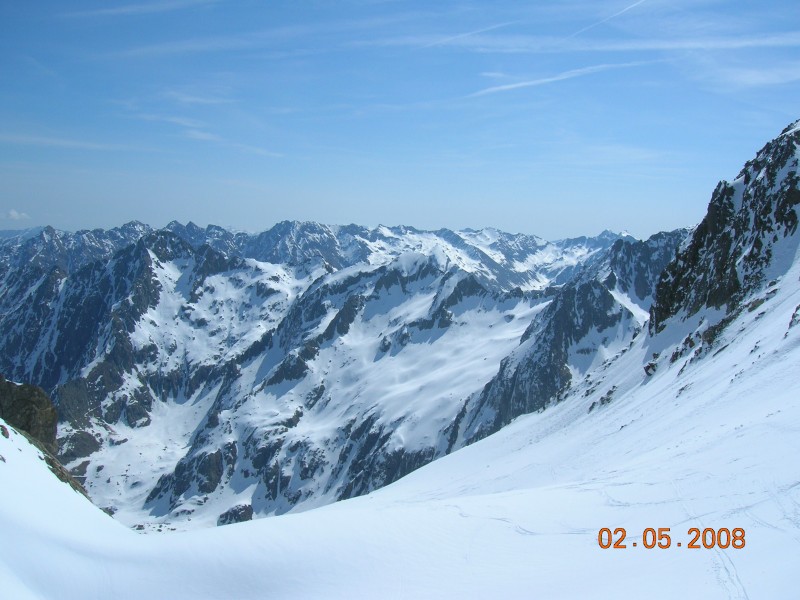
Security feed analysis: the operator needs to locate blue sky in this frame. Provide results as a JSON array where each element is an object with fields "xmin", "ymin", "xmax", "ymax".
[{"xmin": 1, "ymin": 0, "xmax": 798, "ymax": 240}]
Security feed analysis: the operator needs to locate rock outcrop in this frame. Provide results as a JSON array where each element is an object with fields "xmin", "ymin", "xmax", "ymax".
[
  {"xmin": 0, "ymin": 377, "xmax": 87, "ymax": 497},
  {"xmin": 0, "ymin": 375, "xmax": 58, "ymax": 453}
]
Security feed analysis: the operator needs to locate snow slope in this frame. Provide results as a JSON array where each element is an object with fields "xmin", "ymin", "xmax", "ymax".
[{"xmin": 2, "ymin": 249, "xmax": 799, "ymax": 598}]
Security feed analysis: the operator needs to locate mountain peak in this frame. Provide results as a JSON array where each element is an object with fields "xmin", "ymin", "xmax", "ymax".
[
  {"xmin": 650, "ymin": 119, "xmax": 800, "ymax": 333},
  {"xmin": 780, "ymin": 118, "xmax": 800, "ymax": 137}
]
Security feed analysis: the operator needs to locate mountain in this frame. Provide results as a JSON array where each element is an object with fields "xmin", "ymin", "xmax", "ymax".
[
  {"xmin": 456, "ymin": 229, "xmax": 684, "ymax": 443},
  {"xmin": 651, "ymin": 120, "xmax": 800, "ymax": 333},
  {"xmin": 0, "ymin": 218, "xmax": 653, "ymax": 528},
  {"xmin": 1, "ymin": 119, "xmax": 798, "ymax": 598}
]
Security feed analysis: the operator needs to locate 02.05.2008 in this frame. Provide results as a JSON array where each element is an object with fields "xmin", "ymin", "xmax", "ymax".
[{"xmin": 597, "ymin": 527, "xmax": 745, "ymax": 550}]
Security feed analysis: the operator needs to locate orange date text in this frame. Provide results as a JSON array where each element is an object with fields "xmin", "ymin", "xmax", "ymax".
[{"xmin": 597, "ymin": 527, "xmax": 746, "ymax": 550}]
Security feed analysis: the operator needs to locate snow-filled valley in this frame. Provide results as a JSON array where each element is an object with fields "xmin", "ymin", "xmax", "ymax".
[
  {"xmin": 2, "ymin": 261, "xmax": 800, "ymax": 598},
  {"xmin": 1, "ymin": 120, "xmax": 800, "ymax": 598}
]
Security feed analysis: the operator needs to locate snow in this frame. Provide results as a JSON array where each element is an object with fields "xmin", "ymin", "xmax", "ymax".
[
  {"xmin": 2, "ymin": 248, "xmax": 800, "ymax": 597},
  {"xmin": 609, "ymin": 287, "xmax": 650, "ymax": 325},
  {"xmin": 81, "ymin": 378, "xmax": 223, "ymax": 529},
  {"xmin": 780, "ymin": 121, "xmax": 800, "ymax": 137}
]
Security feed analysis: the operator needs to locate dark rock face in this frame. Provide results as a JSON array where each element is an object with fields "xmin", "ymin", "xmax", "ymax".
[
  {"xmin": 607, "ymin": 230, "xmax": 688, "ymax": 303},
  {"xmin": 460, "ymin": 230, "xmax": 685, "ymax": 444},
  {"xmin": 217, "ymin": 504, "xmax": 254, "ymax": 526},
  {"xmin": 146, "ymin": 449, "xmax": 225, "ymax": 507},
  {"xmin": 0, "ymin": 375, "xmax": 58, "ymax": 453},
  {"xmin": 58, "ymin": 431, "xmax": 101, "ymax": 465},
  {"xmin": 0, "ymin": 377, "xmax": 89, "ymax": 498},
  {"xmin": 651, "ymin": 121, "xmax": 800, "ymax": 333},
  {"xmin": 196, "ymin": 450, "xmax": 224, "ymax": 494}
]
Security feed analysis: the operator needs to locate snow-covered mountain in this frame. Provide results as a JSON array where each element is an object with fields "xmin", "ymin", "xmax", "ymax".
[
  {"xmin": 2, "ymin": 118, "xmax": 799, "ymax": 540},
  {"xmin": 0, "ymin": 216, "xmax": 662, "ymax": 528},
  {"xmin": 1, "ymin": 118, "xmax": 799, "ymax": 598}
]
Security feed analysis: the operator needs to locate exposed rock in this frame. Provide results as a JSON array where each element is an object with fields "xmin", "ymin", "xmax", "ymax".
[
  {"xmin": 217, "ymin": 504, "xmax": 253, "ymax": 526},
  {"xmin": 197, "ymin": 450, "xmax": 224, "ymax": 494},
  {"xmin": 651, "ymin": 122, "xmax": 800, "ymax": 333},
  {"xmin": 0, "ymin": 416, "xmax": 89, "ymax": 499},
  {"xmin": 461, "ymin": 230, "xmax": 684, "ymax": 443},
  {"xmin": 0, "ymin": 375, "xmax": 58, "ymax": 453},
  {"xmin": 58, "ymin": 430, "xmax": 101, "ymax": 465}
]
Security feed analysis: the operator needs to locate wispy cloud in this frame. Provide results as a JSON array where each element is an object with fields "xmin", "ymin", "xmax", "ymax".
[
  {"xmin": 562, "ymin": 0, "xmax": 649, "ymax": 41},
  {"xmin": 707, "ymin": 62, "xmax": 800, "ymax": 88},
  {"xmin": 65, "ymin": 0, "xmax": 218, "ymax": 18},
  {"xmin": 118, "ymin": 34, "xmax": 261, "ymax": 58},
  {"xmin": 469, "ymin": 61, "xmax": 650, "ymax": 97},
  {"xmin": 0, "ymin": 133, "xmax": 142, "ymax": 151},
  {"xmin": 357, "ymin": 30, "xmax": 800, "ymax": 55},
  {"xmin": 136, "ymin": 113, "xmax": 205, "ymax": 128},
  {"xmin": 422, "ymin": 22, "xmax": 517, "ymax": 48},
  {"xmin": 113, "ymin": 16, "xmax": 414, "ymax": 58},
  {"xmin": 4, "ymin": 209, "xmax": 31, "ymax": 221},
  {"xmin": 184, "ymin": 129, "xmax": 222, "ymax": 142},
  {"xmin": 480, "ymin": 72, "xmax": 511, "ymax": 79},
  {"xmin": 163, "ymin": 90, "xmax": 235, "ymax": 105},
  {"xmin": 576, "ymin": 31, "xmax": 800, "ymax": 53},
  {"xmin": 183, "ymin": 129, "xmax": 282, "ymax": 158}
]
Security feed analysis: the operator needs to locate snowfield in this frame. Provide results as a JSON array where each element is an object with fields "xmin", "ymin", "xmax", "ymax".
[
  {"xmin": 2, "ymin": 251, "xmax": 799, "ymax": 598},
  {"xmin": 3, "ymin": 121, "xmax": 800, "ymax": 599}
]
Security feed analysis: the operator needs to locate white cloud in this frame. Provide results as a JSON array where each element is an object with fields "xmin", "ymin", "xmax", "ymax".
[
  {"xmin": 65, "ymin": 0, "xmax": 218, "ymax": 18},
  {"xmin": 184, "ymin": 129, "xmax": 223, "ymax": 142},
  {"xmin": 4, "ymin": 209, "xmax": 31, "ymax": 221},
  {"xmin": 422, "ymin": 22, "xmax": 517, "ymax": 49},
  {"xmin": 136, "ymin": 113, "xmax": 205, "ymax": 128},
  {"xmin": 114, "ymin": 15, "xmax": 415, "ymax": 58},
  {"xmin": 356, "ymin": 31, "xmax": 800, "ymax": 55},
  {"xmin": 0, "ymin": 132, "xmax": 140, "ymax": 151},
  {"xmin": 711, "ymin": 63, "xmax": 800, "ymax": 87},
  {"xmin": 562, "ymin": 0, "xmax": 649, "ymax": 41},
  {"xmin": 183, "ymin": 129, "xmax": 283, "ymax": 158},
  {"xmin": 469, "ymin": 61, "xmax": 651, "ymax": 97},
  {"xmin": 163, "ymin": 91, "xmax": 235, "ymax": 105}
]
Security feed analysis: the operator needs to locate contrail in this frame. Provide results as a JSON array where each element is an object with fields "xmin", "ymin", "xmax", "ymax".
[
  {"xmin": 563, "ymin": 0, "xmax": 649, "ymax": 40},
  {"xmin": 468, "ymin": 60, "xmax": 650, "ymax": 97},
  {"xmin": 423, "ymin": 22, "xmax": 516, "ymax": 48}
]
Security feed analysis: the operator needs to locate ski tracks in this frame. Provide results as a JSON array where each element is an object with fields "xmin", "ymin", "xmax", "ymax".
[{"xmin": 671, "ymin": 479, "xmax": 750, "ymax": 600}]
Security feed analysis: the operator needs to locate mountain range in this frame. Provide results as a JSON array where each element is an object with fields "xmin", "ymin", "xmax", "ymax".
[
  {"xmin": 0, "ymin": 118, "xmax": 799, "ymax": 598},
  {"xmin": 0, "ymin": 205, "xmax": 690, "ymax": 528}
]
